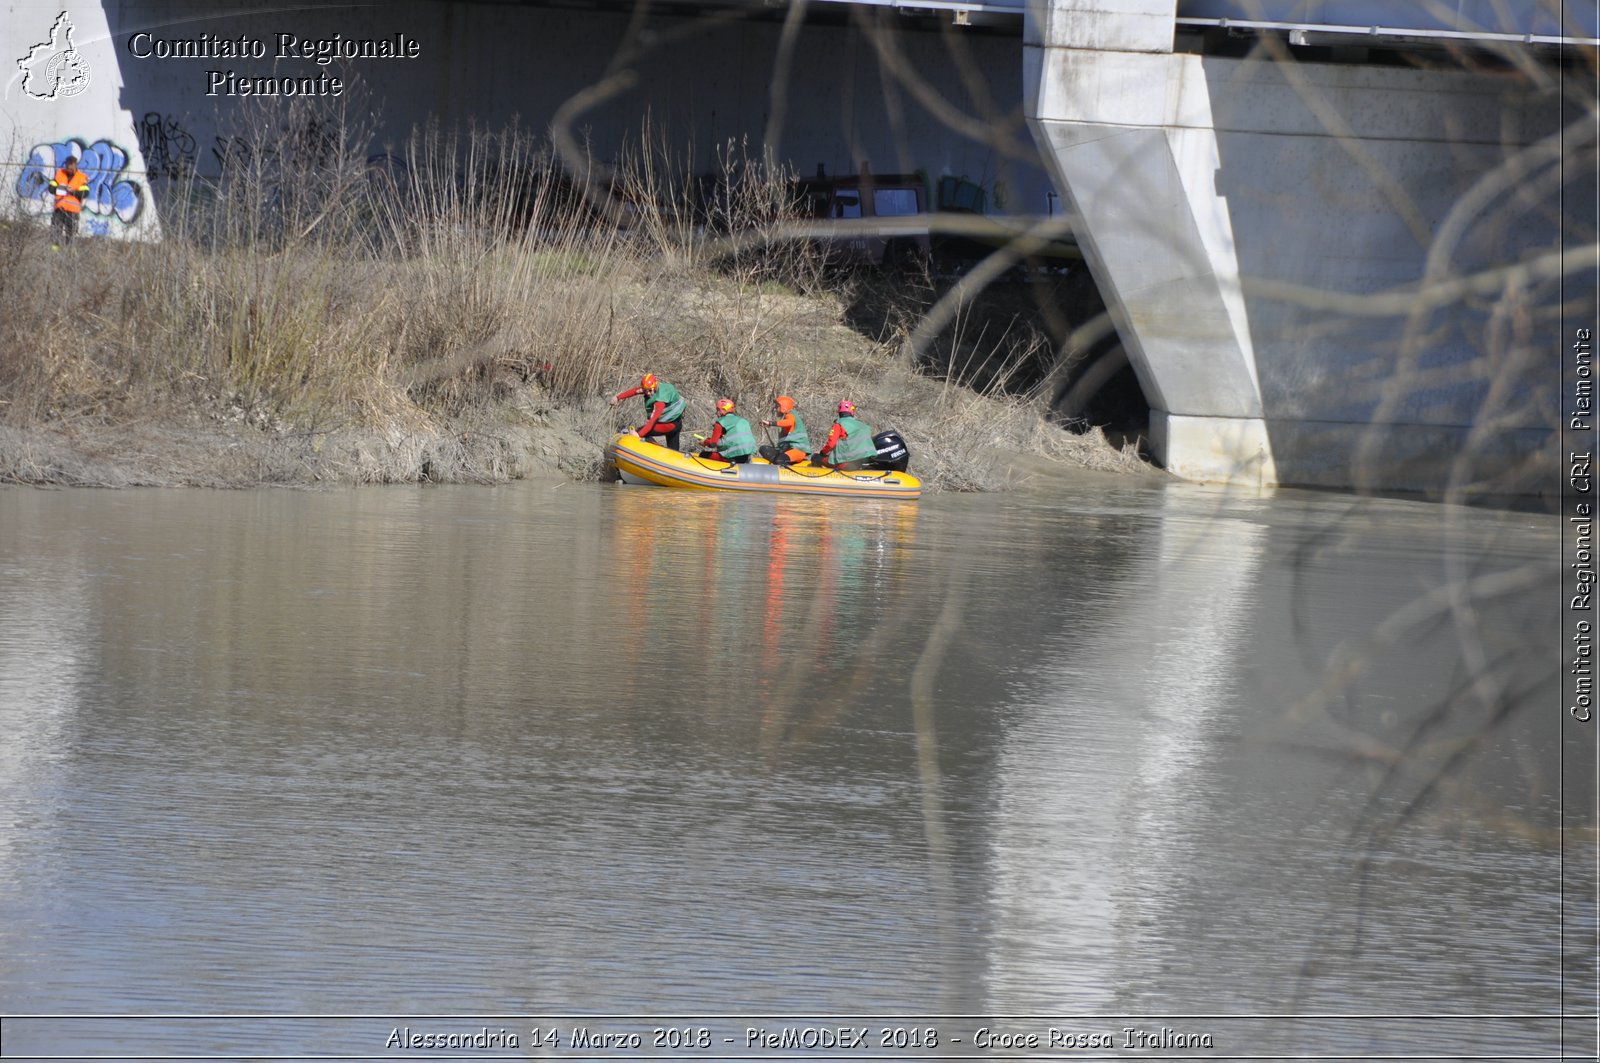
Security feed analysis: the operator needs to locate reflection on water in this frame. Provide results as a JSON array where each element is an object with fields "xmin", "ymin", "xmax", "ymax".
[
  {"xmin": 602, "ymin": 491, "xmax": 923, "ymax": 755},
  {"xmin": 0, "ymin": 479, "xmax": 1587, "ymax": 1056},
  {"xmin": 985, "ymin": 502, "xmax": 1270, "ymax": 1013}
]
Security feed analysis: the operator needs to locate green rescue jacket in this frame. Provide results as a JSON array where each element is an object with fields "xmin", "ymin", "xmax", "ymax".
[
  {"xmin": 833, "ymin": 414, "xmax": 875, "ymax": 462},
  {"xmin": 645, "ymin": 381, "xmax": 686, "ymax": 424},
  {"xmin": 714, "ymin": 413, "xmax": 757, "ymax": 458},
  {"xmin": 779, "ymin": 412, "xmax": 810, "ymax": 452}
]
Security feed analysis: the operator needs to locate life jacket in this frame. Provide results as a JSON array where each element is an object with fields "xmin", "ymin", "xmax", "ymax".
[
  {"xmin": 714, "ymin": 414, "xmax": 757, "ymax": 458},
  {"xmin": 833, "ymin": 415, "xmax": 875, "ymax": 462},
  {"xmin": 645, "ymin": 380, "xmax": 685, "ymax": 423},
  {"xmin": 777, "ymin": 411, "xmax": 810, "ymax": 452},
  {"xmin": 51, "ymin": 168, "xmax": 88, "ymax": 214}
]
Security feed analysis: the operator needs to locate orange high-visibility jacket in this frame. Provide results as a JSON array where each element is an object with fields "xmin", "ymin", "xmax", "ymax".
[{"xmin": 51, "ymin": 168, "xmax": 89, "ymax": 213}]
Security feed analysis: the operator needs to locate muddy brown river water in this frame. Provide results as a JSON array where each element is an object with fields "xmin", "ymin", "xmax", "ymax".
[{"xmin": 0, "ymin": 478, "xmax": 1591, "ymax": 1059}]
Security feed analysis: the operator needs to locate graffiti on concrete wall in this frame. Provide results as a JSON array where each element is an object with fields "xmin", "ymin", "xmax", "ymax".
[
  {"xmin": 211, "ymin": 116, "xmax": 343, "ymax": 178},
  {"xmin": 15, "ymin": 140, "xmax": 143, "ymax": 236},
  {"xmin": 137, "ymin": 112, "xmax": 196, "ymax": 180},
  {"xmin": 211, "ymin": 134, "xmax": 253, "ymax": 173}
]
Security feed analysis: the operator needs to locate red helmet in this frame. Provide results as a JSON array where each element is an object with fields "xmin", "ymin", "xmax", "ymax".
[
  {"xmin": 774, "ymin": 395, "xmax": 796, "ymax": 414},
  {"xmin": 715, "ymin": 397, "xmax": 736, "ymax": 415},
  {"xmin": 837, "ymin": 399, "xmax": 856, "ymax": 416},
  {"xmin": 640, "ymin": 372, "xmax": 658, "ymax": 392}
]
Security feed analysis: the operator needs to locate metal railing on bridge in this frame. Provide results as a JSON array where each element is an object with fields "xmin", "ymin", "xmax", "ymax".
[
  {"xmin": 1177, "ymin": 0, "xmax": 1599, "ymax": 48},
  {"xmin": 731, "ymin": 0, "xmax": 1600, "ymax": 46}
]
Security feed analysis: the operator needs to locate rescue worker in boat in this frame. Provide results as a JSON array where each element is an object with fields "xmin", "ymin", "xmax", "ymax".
[
  {"xmin": 47, "ymin": 155, "xmax": 90, "ymax": 247},
  {"xmin": 699, "ymin": 397, "xmax": 757, "ymax": 464},
  {"xmin": 611, "ymin": 372, "xmax": 686, "ymax": 451},
  {"xmin": 814, "ymin": 399, "xmax": 875, "ymax": 471},
  {"xmin": 757, "ymin": 394, "xmax": 810, "ymax": 466}
]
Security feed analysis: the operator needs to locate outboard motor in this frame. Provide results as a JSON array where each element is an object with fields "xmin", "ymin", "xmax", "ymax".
[{"xmin": 866, "ymin": 430, "xmax": 911, "ymax": 472}]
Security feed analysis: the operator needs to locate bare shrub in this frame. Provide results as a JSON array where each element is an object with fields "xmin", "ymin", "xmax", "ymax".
[{"xmin": 1, "ymin": 101, "xmax": 1137, "ymax": 489}]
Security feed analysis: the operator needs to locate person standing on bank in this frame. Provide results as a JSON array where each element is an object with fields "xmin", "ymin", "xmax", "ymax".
[
  {"xmin": 48, "ymin": 156, "xmax": 89, "ymax": 247},
  {"xmin": 611, "ymin": 372, "xmax": 687, "ymax": 452},
  {"xmin": 758, "ymin": 394, "xmax": 810, "ymax": 466},
  {"xmin": 815, "ymin": 400, "xmax": 876, "ymax": 471},
  {"xmin": 699, "ymin": 398, "xmax": 757, "ymax": 464}
]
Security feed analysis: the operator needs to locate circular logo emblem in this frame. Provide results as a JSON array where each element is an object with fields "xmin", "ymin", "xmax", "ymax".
[{"xmin": 44, "ymin": 48, "xmax": 90, "ymax": 98}]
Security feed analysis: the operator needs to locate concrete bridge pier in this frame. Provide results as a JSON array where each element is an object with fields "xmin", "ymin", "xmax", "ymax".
[{"xmin": 1024, "ymin": 0, "xmax": 1573, "ymax": 494}]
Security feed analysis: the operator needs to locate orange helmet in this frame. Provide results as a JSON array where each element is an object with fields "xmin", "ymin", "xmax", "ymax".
[
  {"xmin": 640, "ymin": 372, "xmax": 658, "ymax": 392},
  {"xmin": 774, "ymin": 395, "xmax": 796, "ymax": 414},
  {"xmin": 837, "ymin": 399, "xmax": 856, "ymax": 415},
  {"xmin": 715, "ymin": 397, "xmax": 736, "ymax": 415}
]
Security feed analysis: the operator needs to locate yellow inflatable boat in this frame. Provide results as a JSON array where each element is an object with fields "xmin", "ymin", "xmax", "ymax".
[{"xmin": 608, "ymin": 433, "xmax": 922, "ymax": 500}]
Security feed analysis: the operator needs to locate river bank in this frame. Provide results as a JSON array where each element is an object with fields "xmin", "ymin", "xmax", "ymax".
[
  {"xmin": 0, "ymin": 245, "xmax": 1153, "ymax": 491},
  {"xmin": 0, "ymin": 128, "xmax": 1153, "ymax": 491},
  {"xmin": 0, "ymin": 312, "xmax": 1152, "ymax": 490}
]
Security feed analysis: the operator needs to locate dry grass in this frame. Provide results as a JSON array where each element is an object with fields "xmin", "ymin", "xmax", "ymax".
[{"xmin": 0, "ymin": 112, "xmax": 1147, "ymax": 490}]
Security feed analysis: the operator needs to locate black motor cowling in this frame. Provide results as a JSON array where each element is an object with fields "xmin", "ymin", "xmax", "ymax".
[{"xmin": 866, "ymin": 430, "xmax": 911, "ymax": 472}]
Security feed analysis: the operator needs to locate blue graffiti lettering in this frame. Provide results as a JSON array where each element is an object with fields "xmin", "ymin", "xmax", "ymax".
[{"xmin": 14, "ymin": 139, "xmax": 143, "ymax": 227}]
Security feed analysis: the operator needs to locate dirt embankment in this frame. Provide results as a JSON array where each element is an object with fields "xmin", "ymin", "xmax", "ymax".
[
  {"xmin": 0, "ymin": 274, "xmax": 1153, "ymax": 490},
  {"xmin": 0, "ymin": 133, "xmax": 1156, "ymax": 492}
]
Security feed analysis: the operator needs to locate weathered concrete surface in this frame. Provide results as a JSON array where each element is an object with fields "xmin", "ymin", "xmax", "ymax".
[
  {"xmin": 1026, "ymin": 0, "xmax": 1578, "ymax": 495},
  {"xmin": 1031, "ymin": 0, "xmax": 1177, "ymax": 53},
  {"xmin": 2, "ymin": 1, "xmax": 160, "ymax": 239}
]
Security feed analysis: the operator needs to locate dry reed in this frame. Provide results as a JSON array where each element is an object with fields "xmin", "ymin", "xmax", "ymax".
[{"xmin": 0, "ymin": 110, "xmax": 1145, "ymax": 489}]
